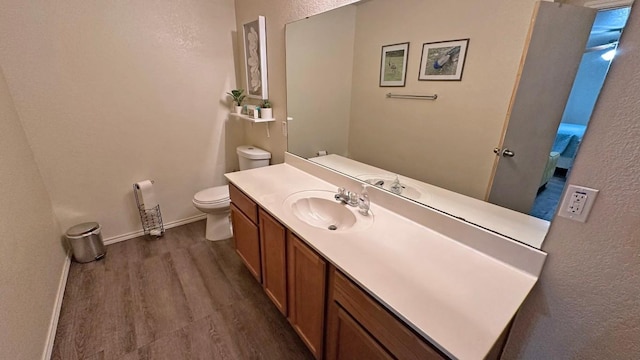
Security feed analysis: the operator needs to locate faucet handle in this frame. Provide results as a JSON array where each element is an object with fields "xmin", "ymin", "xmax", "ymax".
[
  {"xmin": 348, "ymin": 191, "xmax": 359, "ymax": 206},
  {"xmin": 337, "ymin": 187, "xmax": 346, "ymax": 196}
]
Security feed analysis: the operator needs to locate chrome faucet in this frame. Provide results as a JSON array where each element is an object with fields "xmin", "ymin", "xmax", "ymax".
[
  {"xmin": 334, "ymin": 187, "xmax": 349, "ymax": 204},
  {"xmin": 334, "ymin": 187, "xmax": 347, "ymax": 203},
  {"xmin": 335, "ymin": 186, "xmax": 371, "ymax": 216},
  {"xmin": 335, "ymin": 187, "xmax": 358, "ymax": 206}
]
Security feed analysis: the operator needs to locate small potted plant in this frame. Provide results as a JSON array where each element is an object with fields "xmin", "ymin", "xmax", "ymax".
[
  {"xmin": 260, "ymin": 99, "xmax": 273, "ymax": 119},
  {"xmin": 226, "ymin": 89, "xmax": 246, "ymax": 114}
]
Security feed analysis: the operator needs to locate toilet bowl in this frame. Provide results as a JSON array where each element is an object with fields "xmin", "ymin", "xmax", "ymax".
[
  {"xmin": 193, "ymin": 145, "xmax": 271, "ymax": 241},
  {"xmin": 192, "ymin": 186, "xmax": 231, "ymax": 241}
]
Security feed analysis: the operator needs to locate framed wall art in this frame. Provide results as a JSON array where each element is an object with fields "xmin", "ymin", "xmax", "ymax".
[
  {"xmin": 243, "ymin": 16, "xmax": 269, "ymax": 99},
  {"xmin": 418, "ymin": 38, "xmax": 469, "ymax": 81},
  {"xmin": 380, "ymin": 42, "xmax": 409, "ymax": 87}
]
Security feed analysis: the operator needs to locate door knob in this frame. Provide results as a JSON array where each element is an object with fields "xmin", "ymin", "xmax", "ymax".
[
  {"xmin": 502, "ymin": 148, "xmax": 515, "ymax": 157},
  {"xmin": 493, "ymin": 147, "xmax": 515, "ymax": 157}
]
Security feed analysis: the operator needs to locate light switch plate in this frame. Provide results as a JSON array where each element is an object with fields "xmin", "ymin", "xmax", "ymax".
[{"xmin": 557, "ymin": 184, "xmax": 599, "ymax": 222}]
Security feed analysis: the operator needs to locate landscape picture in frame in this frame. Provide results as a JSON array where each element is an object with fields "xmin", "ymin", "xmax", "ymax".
[
  {"xmin": 419, "ymin": 39, "xmax": 469, "ymax": 81},
  {"xmin": 380, "ymin": 42, "xmax": 409, "ymax": 87},
  {"xmin": 243, "ymin": 16, "xmax": 269, "ymax": 99}
]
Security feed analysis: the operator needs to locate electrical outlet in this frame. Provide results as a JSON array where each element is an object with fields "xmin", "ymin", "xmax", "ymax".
[
  {"xmin": 558, "ymin": 184, "xmax": 599, "ymax": 222},
  {"xmin": 568, "ymin": 191, "xmax": 587, "ymax": 214}
]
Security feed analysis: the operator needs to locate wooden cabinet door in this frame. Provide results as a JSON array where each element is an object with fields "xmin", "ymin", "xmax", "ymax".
[
  {"xmin": 259, "ymin": 209, "xmax": 287, "ymax": 315},
  {"xmin": 287, "ymin": 232, "xmax": 327, "ymax": 359},
  {"xmin": 230, "ymin": 203, "xmax": 261, "ymax": 283},
  {"xmin": 327, "ymin": 306, "xmax": 393, "ymax": 360}
]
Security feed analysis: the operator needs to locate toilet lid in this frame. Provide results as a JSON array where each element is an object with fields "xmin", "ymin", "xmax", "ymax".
[
  {"xmin": 237, "ymin": 145, "xmax": 272, "ymax": 160},
  {"xmin": 194, "ymin": 186, "xmax": 230, "ymax": 204}
]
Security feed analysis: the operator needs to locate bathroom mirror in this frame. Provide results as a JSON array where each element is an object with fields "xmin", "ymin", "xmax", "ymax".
[{"xmin": 285, "ymin": 0, "xmax": 610, "ymax": 248}]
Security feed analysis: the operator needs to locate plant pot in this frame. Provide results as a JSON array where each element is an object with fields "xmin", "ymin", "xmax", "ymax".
[
  {"xmin": 234, "ymin": 105, "xmax": 243, "ymax": 114},
  {"xmin": 260, "ymin": 108, "xmax": 273, "ymax": 119}
]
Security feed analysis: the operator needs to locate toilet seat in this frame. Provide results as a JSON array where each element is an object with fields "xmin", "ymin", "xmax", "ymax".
[
  {"xmin": 193, "ymin": 145, "xmax": 271, "ymax": 241},
  {"xmin": 193, "ymin": 185, "xmax": 230, "ymax": 209}
]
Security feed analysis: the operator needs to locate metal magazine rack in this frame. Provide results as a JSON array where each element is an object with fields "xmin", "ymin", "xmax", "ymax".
[{"xmin": 133, "ymin": 183, "xmax": 165, "ymax": 237}]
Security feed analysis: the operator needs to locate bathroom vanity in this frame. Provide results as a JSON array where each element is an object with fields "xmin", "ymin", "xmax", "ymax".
[{"xmin": 225, "ymin": 155, "xmax": 547, "ymax": 360}]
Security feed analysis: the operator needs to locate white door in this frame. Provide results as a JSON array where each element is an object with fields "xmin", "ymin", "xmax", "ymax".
[{"xmin": 487, "ymin": 1, "xmax": 597, "ymax": 213}]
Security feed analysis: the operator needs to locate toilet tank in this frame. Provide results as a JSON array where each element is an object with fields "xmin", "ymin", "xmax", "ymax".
[{"xmin": 237, "ymin": 145, "xmax": 271, "ymax": 170}]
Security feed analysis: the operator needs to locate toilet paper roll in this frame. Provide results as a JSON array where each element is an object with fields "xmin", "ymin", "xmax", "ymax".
[
  {"xmin": 317, "ymin": 150, "xmax": 328, "ymax": 156},
  {"xmin": 136, "ymin": 180, "xmax": 158, "ymax": 210}
]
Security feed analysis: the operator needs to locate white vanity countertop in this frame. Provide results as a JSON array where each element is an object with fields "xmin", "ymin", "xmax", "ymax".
[
  {"xmin": 226, "ymin": 164, "xmax": 542, "ymax": 360},
  {"xmin": 309, "ymin": 154, "xmax": 550, "ymax": 248}
]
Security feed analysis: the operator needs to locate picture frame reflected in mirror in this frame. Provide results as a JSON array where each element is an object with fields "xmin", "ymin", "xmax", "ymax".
[
  {"xmin": 419, "ymin": 38, "xmax": 470, "ymax": 81},
  {"xmin": 380, "ymin": 42, "xmax": 409, "ymax": 87}
]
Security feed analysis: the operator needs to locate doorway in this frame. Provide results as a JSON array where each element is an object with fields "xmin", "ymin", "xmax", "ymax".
[{"xmin": 530, "ymin": 6, "xmax": 631, "ymax": 220}]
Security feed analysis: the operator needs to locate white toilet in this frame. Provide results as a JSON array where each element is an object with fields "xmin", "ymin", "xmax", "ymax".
[{"xmin": 192, "ymin": 145, "xmax": 271, "ymax": 241}]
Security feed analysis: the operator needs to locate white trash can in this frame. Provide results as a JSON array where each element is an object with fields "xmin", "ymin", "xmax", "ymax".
[{"xmin": 66, "ymin": 222, "xmax": 106, "ymax": 263}]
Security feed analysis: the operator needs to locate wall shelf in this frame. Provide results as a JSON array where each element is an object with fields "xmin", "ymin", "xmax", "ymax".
[
  {"xmin": 230, "ymin": 113, "xmax": 275, "ymax": 123},
  {"xmin": 230, "ymin": 112, "xmax": 275, "ymax": 137}
]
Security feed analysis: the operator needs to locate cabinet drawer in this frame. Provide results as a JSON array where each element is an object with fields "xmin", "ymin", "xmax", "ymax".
[
  {"xmin": 229, "ymin": 183, "xmax": 258, "ymax": 224},
  {"xmin": 331, "ymin": 269, "xmax": 445, "ymax": 360}
]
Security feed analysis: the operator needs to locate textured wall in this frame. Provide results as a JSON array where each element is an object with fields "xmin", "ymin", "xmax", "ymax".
[
  {"xmin": 0, "ymin": 0, "xmax": 241, "ymax": 239},
  {"xmin": 0, "ymin": 66, "xmax": 66, "ymax": 359},
  {"xmin": 234, "ymin": 0, "xmax": 359, "ymax": 164},
  {"xmin": 503, "ymin": 4, "xmax": 640, "ymax": 358}
]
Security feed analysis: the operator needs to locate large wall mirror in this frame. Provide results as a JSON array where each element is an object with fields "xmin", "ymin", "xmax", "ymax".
[{"xmin": 285, "ymin": 0, "xmax": 627, "ymax": 249}]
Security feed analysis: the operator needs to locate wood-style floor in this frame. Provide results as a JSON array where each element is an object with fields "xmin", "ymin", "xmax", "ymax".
[{"xmin": 52, "ymin": 220, "xmax": 313, "ymax": 360}]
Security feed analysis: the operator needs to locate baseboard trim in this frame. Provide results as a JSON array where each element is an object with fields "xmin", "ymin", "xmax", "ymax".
[
  {"xmin": 42, "ymin": 251, "xmax": 71, "ymax": 360},
  {"xmin": 103, "ymin": 214, "xmax": 207, "ymax": 245}
]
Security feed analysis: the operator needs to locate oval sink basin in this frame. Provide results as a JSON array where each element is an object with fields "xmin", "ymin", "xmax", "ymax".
[{"xmin": 283, "ymin": 190, "xmax": 374, "ymax": 232}]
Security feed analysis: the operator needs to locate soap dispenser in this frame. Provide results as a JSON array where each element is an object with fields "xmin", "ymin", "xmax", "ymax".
[
  {"xmin": 358, "ymin": 184, "xmax": 370, "ymax": 215},
  {"xmin": 390, "ymin": 175, "xmax": 403, "ymax": 195}
]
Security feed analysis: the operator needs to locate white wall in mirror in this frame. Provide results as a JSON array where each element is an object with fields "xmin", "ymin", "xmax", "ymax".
[{"xmin": 286, "ymin": 5, "xmax": 356, "ymax": 158}]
